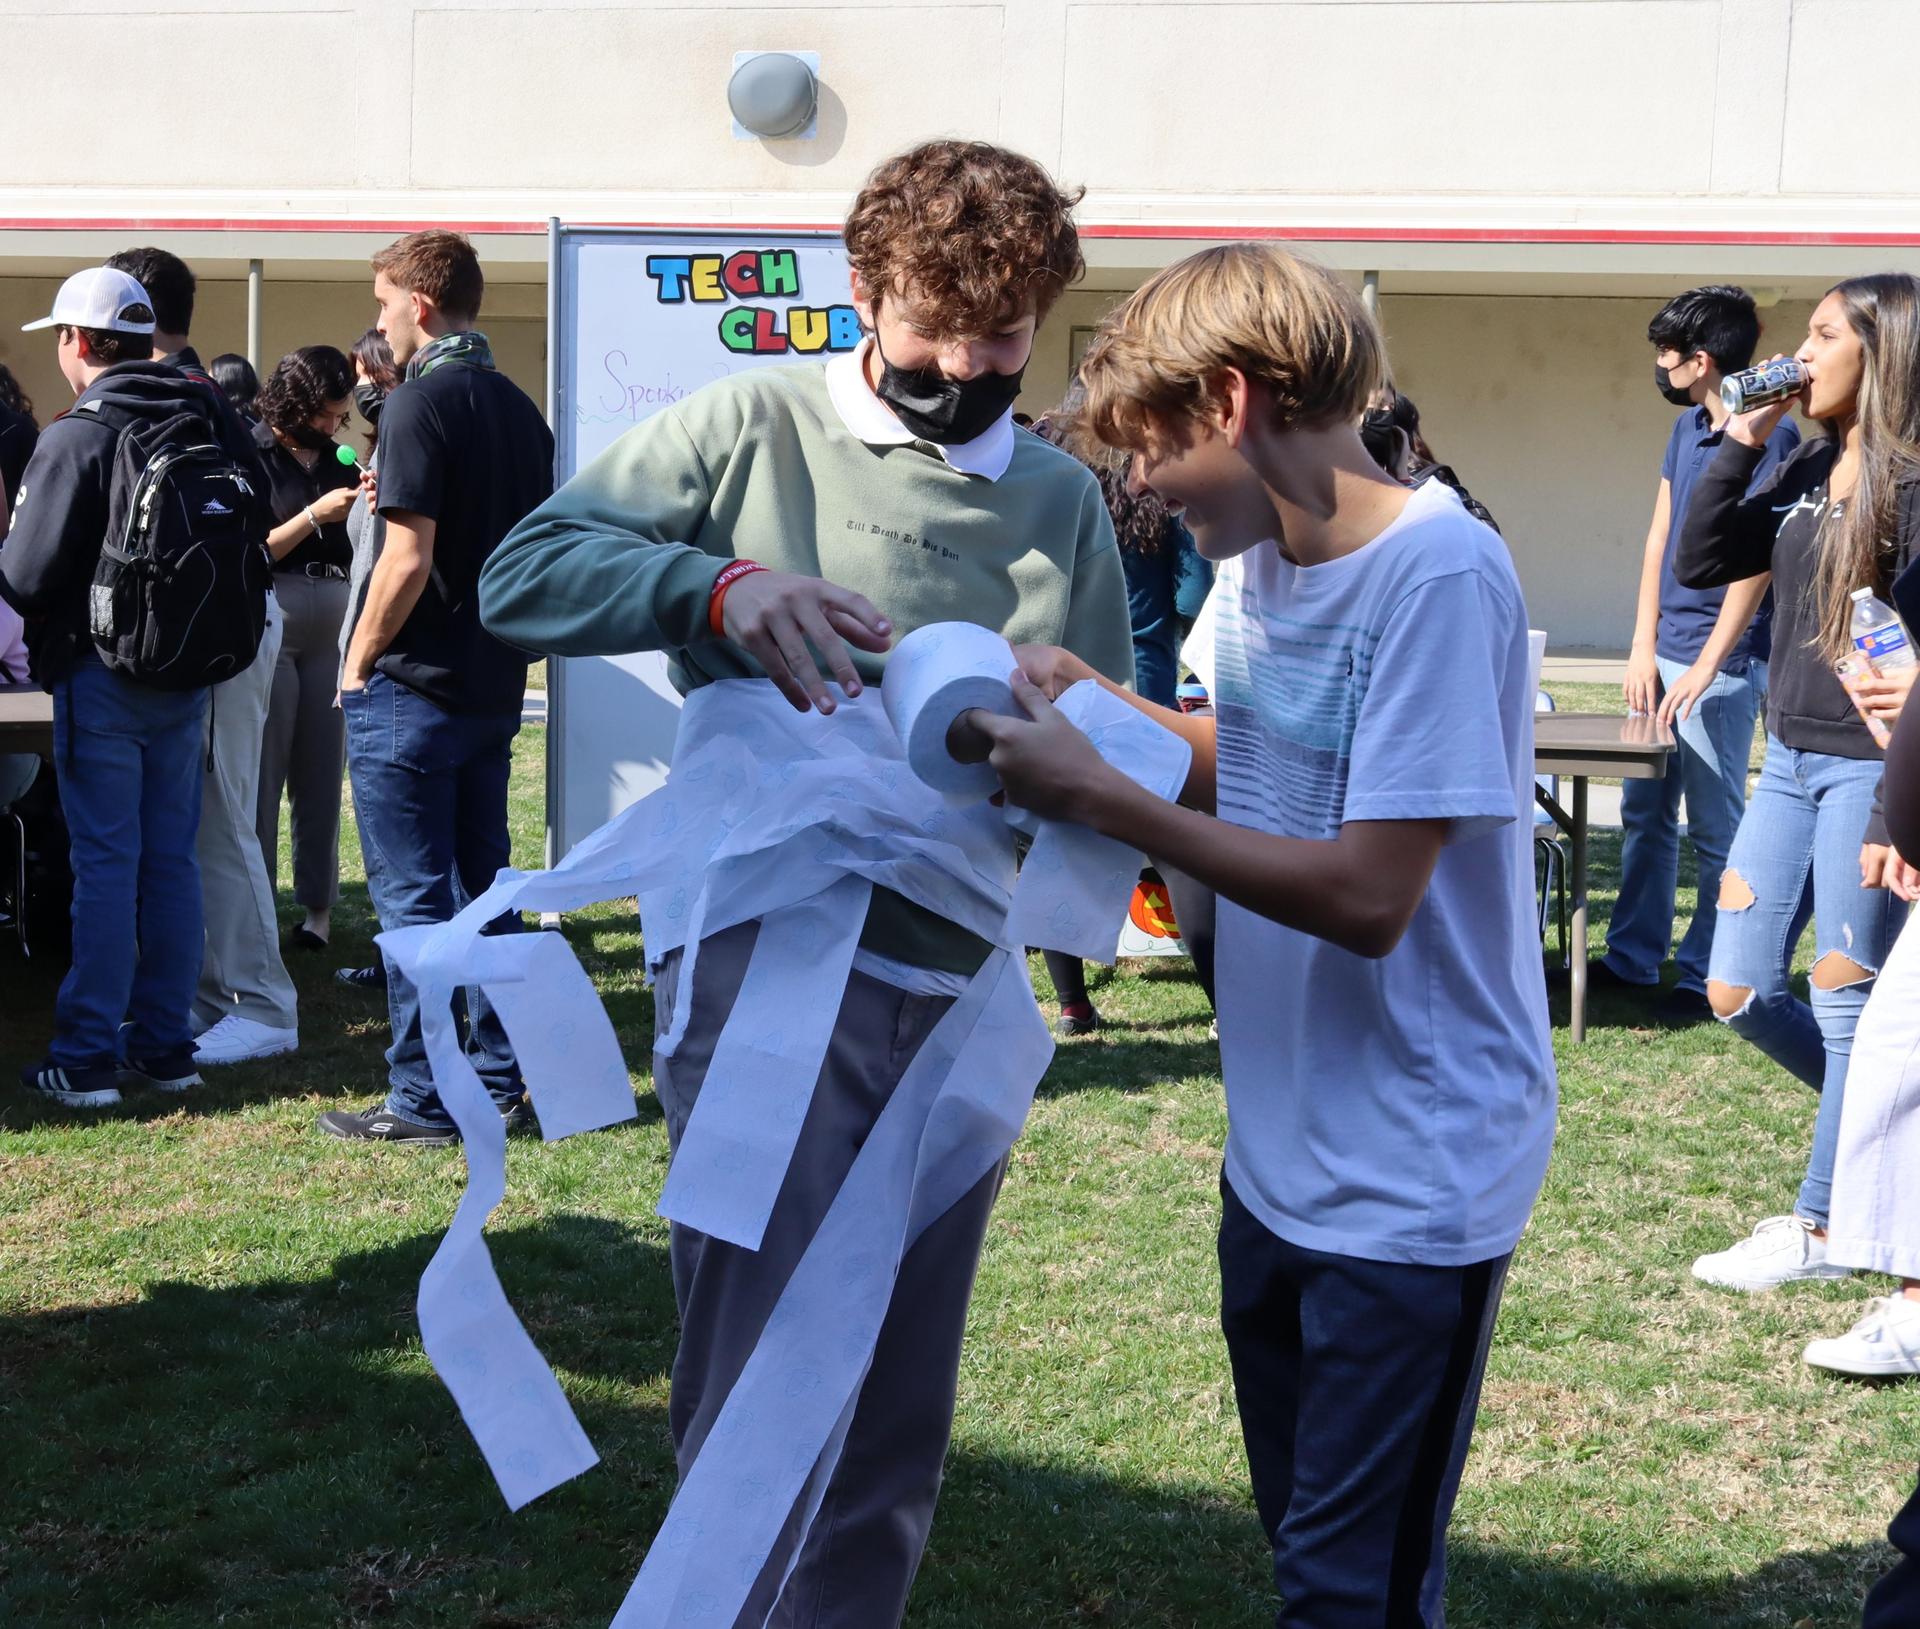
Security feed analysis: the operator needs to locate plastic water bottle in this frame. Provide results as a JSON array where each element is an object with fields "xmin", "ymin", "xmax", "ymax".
[{"xmin": 1850, "ymin": 587, "xmax": 1918, "ymax": 672}]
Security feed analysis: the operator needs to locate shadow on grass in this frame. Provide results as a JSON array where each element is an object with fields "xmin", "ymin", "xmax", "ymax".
[
  {"xmin": 0, "ymin": 1211, "xmax": 680, "ymax": 1628},
  {"xmin": 1446, "ymin": 1538, "xmax": 1896, "ymax": 1629},
  {"xmin": 0, "ymin": 1203, "xmax": 1899, "ymax": 1628}
]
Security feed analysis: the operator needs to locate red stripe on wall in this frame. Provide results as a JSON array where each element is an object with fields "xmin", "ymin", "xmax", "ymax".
[{"xmin": 1, "ymin": 218, "xmax": 1919, "ymax": 248}]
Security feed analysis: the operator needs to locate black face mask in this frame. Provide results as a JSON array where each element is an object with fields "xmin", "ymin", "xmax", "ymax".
[
  {"xmin": 353, "ymin": 381, "xmax": 387, "ymax": 426},
  {"xmin": 1654, "ymin": 362, "xmax": 1697, "ymax": 408},
  {"xmin": 287, "ymin": 420, "xmax": 336, "ymax": 452},
  {"xmin": 872, "ymin": 331, "xmax": 1024, "ymax": 445}
]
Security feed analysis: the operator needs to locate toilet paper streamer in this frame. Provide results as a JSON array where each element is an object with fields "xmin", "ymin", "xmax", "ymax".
[{"xmin": 384, "ymin": 624, "xmax": 1191, "ymax": 1624}]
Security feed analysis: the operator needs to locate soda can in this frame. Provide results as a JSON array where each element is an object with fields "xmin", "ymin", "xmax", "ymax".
[
  {"xmin": 1834, "ymin": 652, "xmax": 1893, "ymax": 748},
  {"xmin": 1721, "ymin": 359, "xmax": 1808, "ymax": 415}
]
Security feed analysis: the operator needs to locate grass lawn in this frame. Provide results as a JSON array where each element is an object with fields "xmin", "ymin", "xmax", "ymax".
[{"xmin": 2, "ymin": 701, "xmax": 1913, "ymax": 1628}]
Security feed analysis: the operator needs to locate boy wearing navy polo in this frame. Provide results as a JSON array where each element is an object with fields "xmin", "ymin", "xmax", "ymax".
[
  {"xmin": 1595, "ymin": 286, "xmax": 1799, "ymax": 1021},
  {"xmin": 972, "ymin": 243, "xmax": 1557, "ymax": 1628}
]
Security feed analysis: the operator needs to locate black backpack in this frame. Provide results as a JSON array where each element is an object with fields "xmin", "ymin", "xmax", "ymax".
[{"xmin": 90, "ymin": 408, "xmax": 270, "ymax": 689}]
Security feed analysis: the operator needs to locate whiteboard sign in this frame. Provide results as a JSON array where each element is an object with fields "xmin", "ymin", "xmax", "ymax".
[{"xmin": 546, "ymin": 223, "xmax": 856, "ymax": 860}]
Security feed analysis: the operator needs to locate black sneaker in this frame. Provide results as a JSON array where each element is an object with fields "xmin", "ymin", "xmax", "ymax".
[
  {"xmin": 21, "ymin": 1060, "xmax": 122, "ymax": 1108},
  {"xmin": 334, "ymin": 964, "xmax": 387, "ymax": 992},
  {"xmin": 1053, "ymin": 1004, "xmax": 1101, "ymax": 1038},
  {"xmin": 500, "ymin": 1093, "xmax": 536, "ymax": 1133},
  {"xmin": 120, "ymin": 1049, "xmax": 204, "ymax": 1094},
  {"xmin": 316, "ymin": 1106, "xmax": 460, "ymax": 1145},
  {"xmin": 1546, "ymin": 959, "xmax": 1653, "ymax": 994},
  {"xmin": 1655, "ymin": 985, "xmax": 1714, "ymax": 1026}
]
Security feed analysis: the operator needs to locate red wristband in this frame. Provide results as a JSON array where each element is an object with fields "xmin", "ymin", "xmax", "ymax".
[{"xmin": 709, "ymin": 559, "xmax": 767, "ymax": 638}]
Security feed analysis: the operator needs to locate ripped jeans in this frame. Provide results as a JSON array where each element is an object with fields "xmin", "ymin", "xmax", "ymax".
[{"xmin": 1708, "ymin": 737, "xmax": 1908, "ymax": 1227}]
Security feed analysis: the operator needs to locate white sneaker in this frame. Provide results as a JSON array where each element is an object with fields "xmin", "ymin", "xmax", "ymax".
[
  {"xmin": 193, "ymin": 1014, "xmax": 299, "ymax": 1066},
  {"xmin": 1691, "ymin": 1215, "xmax": 1854, "ymax": 1291},
  {"xmin": 1805, "ymin": 1296, "xmax": 1920, "ymax": 1378}
]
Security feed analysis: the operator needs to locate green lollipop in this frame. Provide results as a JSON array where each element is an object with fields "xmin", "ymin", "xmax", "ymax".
[{"xmin": 336, "ymin": 443, "xmax": 361, "ymax": 470}]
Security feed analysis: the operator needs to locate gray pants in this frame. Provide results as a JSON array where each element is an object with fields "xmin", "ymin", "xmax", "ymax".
[
  {"xmin": 652, "ymin": 920, "xmax": 1004, "ymax": 1629},
  {"xmin": 195, "ymin": 593, "xmax": 298, "ymax": 1033},
  {"xmin": 257, "ymin": 572, "xmax": 348, "ymax": 911}
]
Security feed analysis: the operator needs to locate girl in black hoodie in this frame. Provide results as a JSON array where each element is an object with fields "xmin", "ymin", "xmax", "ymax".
[{"xmin": 1675, "ymin": 273, "xmax": 1920, "ymax": 1295}]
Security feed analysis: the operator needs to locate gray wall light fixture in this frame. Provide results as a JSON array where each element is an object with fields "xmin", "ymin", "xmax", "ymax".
[{"xmin": 729, "ymin": 51, "xmax": 820, "ymax": 140}]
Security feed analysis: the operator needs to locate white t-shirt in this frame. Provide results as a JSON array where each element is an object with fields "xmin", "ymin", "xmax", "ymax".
[{"xmin": 1208, "ymin": 480, "xmax": 1557, "ymax": 1266}]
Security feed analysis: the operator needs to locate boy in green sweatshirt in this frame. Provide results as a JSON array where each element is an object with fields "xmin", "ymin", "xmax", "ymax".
[{"xmin": 479, "ymin": 140, "xmax": 1130, "ymax": 1628}]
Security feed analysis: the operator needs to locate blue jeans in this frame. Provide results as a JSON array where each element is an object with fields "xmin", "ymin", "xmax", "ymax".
[
  {"xmin": 342, "ymin": 672, "xmax": 523, "ymax": 1126},
  {"xmin": 1604, "ymin": 656, "xmax": 1764, "ymax": 993},
  {"xmin": 49, "ymin": 658, "xmax": 207, "ymax": 1068},
  {"xmin": 1708, "ymin": 737, "xmax": 1908, "ymax": 1227}
]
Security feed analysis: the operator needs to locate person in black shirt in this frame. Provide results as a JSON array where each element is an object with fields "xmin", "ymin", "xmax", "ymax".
[
  {"xmin": 0, "ymin": 363, "xmax": 36, "ymax": 544},
  {"xmin": 320, "ymin": 230, "xmax": 554, "ymax": 1145},
  {"xmin": 1676, "ymin": 273, "xmax": 1919, "ymax": 1296},
  {"xmin": 106, "ymin": 245, "xmax": 301, "ymax": 1068},
  {"xmin": 0, "ymin": 266, "xmax": 246, "ymax": 1106},
  {"xmin": 252, "ymin": 345, "xmax": 359, "ymax": 954}
]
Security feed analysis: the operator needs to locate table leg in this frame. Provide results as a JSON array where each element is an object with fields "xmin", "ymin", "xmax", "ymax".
[{"xmin": 1569, "ymin": 775, "xmax": 1589, "ymax": 1045}]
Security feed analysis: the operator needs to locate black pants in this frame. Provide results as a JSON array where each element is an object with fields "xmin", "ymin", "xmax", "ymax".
[
  {"xmin": 1218, "ymin": 1177, "xmax": 1509, "ymax": 1628},
  {"xmin": 1866, "ymin": 1471, "xmax": 1920, "ymax": 1626}
]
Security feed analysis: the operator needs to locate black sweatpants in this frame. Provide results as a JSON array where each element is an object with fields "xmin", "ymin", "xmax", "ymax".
[
  {"xmin": 1866, "ymin": 1471, "xmax": 1920, "ymax": 1627},
  {"xmin": 1218, "ymin": 1176, "xmax": 1510, "ymax": 1628}
]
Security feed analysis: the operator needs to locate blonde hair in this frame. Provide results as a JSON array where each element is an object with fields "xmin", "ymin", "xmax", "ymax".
[
  {"xmin": 1812, "ymin": 274, "xmax": 1920, "ymax": 659},
  {"xmin": 1074, "ymin": 244, "xmax": 1385, "ymax": 455}
]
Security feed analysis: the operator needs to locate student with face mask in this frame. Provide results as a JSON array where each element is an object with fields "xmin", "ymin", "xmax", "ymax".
[
  {"xmin": 1579, "ymin": 287, "xmax": 1801, "ymax": 1025},
  {"xmin": 1676, "ymin": 274, "xmax": 1920, "ymax": 1294},
  {"xmin": 252, "ymin": 345, "xmax": 359, "ymax": 960},
  {"xmin": 333, "ymin": 327, "xmax": 398, "ymax": 996},
  {"xmin": 478, "ymin": 140, "xmax": 1130, "ymax": 1628}
]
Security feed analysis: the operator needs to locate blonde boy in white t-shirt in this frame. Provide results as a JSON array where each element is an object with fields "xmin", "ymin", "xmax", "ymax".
[{"xmin": 970, "ymin": 244, "xmax": 1557, "ymax": 1628}]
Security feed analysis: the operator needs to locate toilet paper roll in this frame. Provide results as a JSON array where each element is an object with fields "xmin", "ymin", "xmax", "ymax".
[{"xmin": 881, "ymin": 621, "xmax": 1026, "ymax": 803}]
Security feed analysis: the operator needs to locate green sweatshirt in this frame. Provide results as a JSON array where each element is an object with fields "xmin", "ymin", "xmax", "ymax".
[{"xmin": 481, "ymin": 361, "xmax": 1134, "ymax": 973}]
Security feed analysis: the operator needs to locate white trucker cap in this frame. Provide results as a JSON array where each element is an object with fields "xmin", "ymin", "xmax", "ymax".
[{"xmin": 21, "ymin": 266, "xmax": 157, "ymax": 334}]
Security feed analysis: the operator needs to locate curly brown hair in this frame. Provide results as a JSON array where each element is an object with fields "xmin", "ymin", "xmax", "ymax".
[
  {"xmin": 842, "ymin": 140, "xmax": 1085, "ymax": 338},
  {"xmin": 256, "ymin": 345, "xmax": 353, "ymax": 439}
]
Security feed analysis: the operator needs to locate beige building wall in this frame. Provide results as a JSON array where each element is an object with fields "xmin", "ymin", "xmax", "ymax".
[
  {"xmin": 5, "ymin": 0, "xmax": 1919, "ymax": 226},
  {"xmin": 1, "ymin": 0, "xmax": 1909, "ymax": 646}
]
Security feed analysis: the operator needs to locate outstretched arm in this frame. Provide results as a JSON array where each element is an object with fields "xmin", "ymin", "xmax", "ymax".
[{"xmin": 969, "ymin": 673, "xmax": 1445, "ymax": 959}]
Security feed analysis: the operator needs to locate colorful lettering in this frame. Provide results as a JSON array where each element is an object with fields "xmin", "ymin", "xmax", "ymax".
[
  {"xmin": 827, "ymin": 306, "xmax": 863, "ymax": 350},
  {"xmin": 646, "ymin": 255, "xmax": 694, "ymax": 303},
  {"xmin": 788, "ymin": 308, "xmax": 829, "ymax": 353},
  {"xmin": 761, "ymin": 250, "xmax": 801, "ymax": 298},
  {"xmin": 719, "ymin": 307, "xmax": 760, "ymax": 352},
  {"xmin": 689, "ymin": 257, "xmax": 724, "ymax": 302},
  {"xmin": 723, "ymin": 251, "xmax": 761, "ymax": 296},
  {"xmin": 716, "ymin": 302, "xmax": 864, "ymax": 356}
]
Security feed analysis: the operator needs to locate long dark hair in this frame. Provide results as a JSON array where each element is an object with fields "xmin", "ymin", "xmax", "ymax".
[
  {"xmin": 1812, "ymin": 274, "xmax": 1920, "ymax": 659},
  {"xmin": 207, "ymin": 354, "xmax": 259, "ymax": 418},
  {"xmin": 0, "ymin": 362, "xmax": 34, "ymax": 424},
  {"xmin": 349, "ymin": 327, "xmax": 399, "ymax": 451},
  {"xmin": 1032, "ymin": 411, "xmax": 1178, "ymax": 555},
  {"xmin": 256, "ymin": 345, "xmax": 353, "ymax": 440}
]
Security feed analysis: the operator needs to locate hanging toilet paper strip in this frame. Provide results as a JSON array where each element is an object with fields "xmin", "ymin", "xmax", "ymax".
[{"xmin": 383, "ymin": 624, "xmax": 1191, "ymax": 1621}]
